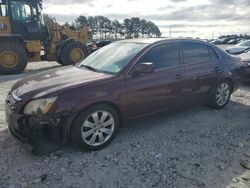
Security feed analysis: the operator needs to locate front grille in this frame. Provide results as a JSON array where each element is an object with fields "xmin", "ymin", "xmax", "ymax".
[{"xmin": 5, "ymin": 92, "xmax": 22, "ymax": 112}]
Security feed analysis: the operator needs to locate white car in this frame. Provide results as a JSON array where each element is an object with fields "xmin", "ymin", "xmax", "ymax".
[
  {"xmin": 239, "ymin": 51, "xmax": 250, "ymax": 78},
  {"xmin": 226, "ymin": 40, "xmax": 250, "ymax": 55}
]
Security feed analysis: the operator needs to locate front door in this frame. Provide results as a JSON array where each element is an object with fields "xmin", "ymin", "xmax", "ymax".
[{"xmin": 125, "ymin": 42, "xmax": 186, "ymax": 118}]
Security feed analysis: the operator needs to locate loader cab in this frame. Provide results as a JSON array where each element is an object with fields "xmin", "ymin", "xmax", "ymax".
[
  {"xmin": 0, "ymin": 0, "xmax": 11, "ymax": 34},
  {"xmin": 8, "ymin": 0, "xmax": 42, "ymax": 40}
]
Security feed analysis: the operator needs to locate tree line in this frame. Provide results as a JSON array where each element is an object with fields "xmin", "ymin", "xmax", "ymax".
[{"xmin": 64, "ymin": 15, "xmax": 161, "ymax": 39}]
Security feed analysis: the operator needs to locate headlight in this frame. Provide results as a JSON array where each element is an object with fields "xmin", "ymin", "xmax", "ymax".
[{"xmin": 23, "ymin": 97, "xmax": 57, "ymax": 115}]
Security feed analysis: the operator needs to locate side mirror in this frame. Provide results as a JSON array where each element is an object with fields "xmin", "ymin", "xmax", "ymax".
[{"xmin": 132, "ymin": 62, "xmax": 155, "ymax": 76}]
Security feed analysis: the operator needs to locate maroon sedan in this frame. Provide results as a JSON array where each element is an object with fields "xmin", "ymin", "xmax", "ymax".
[{"xmin": 5, "ymin": 38, "xmax": 243, "ymax": 152}]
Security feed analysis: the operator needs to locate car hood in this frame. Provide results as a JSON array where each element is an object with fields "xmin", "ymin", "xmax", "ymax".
[
  {"xmin": 12, "ymin": 66, "xmax": 113, "ymax": 99},
  {"xmin": 227, "ymin": 46, "xmax": 249, "ymax": 54}
]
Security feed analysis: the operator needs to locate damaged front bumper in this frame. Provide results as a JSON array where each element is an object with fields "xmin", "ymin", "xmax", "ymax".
[{"xmin": 6, "ymin": 108, "xmax": 74, "ymax": 154}]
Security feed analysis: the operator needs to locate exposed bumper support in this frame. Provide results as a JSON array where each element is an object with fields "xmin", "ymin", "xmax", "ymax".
[{"xmin": 7, "ymin": 111, "xmax": 75, "ymax": 154}]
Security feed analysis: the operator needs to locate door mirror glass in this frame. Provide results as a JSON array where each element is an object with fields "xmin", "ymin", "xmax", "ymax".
[{"xmin": 132, "ymin": 62, "xmax": 155, "ymax": 76}]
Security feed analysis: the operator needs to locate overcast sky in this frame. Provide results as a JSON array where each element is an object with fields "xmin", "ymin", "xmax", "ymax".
[{"xmin": 43, "ymin": 0, "xmax": 250, "ymax": 38}]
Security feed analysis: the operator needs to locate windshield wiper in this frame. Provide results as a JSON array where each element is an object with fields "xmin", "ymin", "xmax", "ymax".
[
  {"xmin": 80, "ymin": 65, "xmax": 99, "ymax": 72},
  {"xmin": 79, "ymin": 64, "xmax": 115, "ymax": 75}
]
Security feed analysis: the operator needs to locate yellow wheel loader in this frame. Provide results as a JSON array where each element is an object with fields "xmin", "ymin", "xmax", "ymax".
[{"xmin": 0, "ymin": 0, "xmax": 88, "ymax": 74}]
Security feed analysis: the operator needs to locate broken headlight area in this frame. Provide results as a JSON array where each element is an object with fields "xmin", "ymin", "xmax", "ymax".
[{"xmin": 23, "ymin": 97, "xmax": 57, "ymax": 115}]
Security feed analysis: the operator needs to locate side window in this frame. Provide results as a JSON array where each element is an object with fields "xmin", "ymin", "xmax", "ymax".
[
  {"xmin": 138, "ymin": 43, "xmax": 180, "ymax": 69},
  {"xmin": 208, "ymin": 46, "xmax": 220, "ymax": 60},
  {"xmin": 183, "ymin": 42, "xmax": 210, "ymax": 64}
]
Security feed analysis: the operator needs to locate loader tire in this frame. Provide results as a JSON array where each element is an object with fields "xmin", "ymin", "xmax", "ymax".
[
  {"xmin": 0, "ymin": 43, "xmax": 27, "ymax": 75},
  {"xmin": 56, "ymin": 56, "xmax": 63, "ymax": 65},
  {"xmin": 59, "ymin": 41, "xmax": 88, "ymax": 66}
]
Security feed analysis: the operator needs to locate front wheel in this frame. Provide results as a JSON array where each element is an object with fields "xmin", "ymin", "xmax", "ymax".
[
  {"xmin": 70, "ymin": 104, "xmax": 120, "ymax": 150},
  {"xmin": 208, "ymin": 80, "xmax": 232, "ymax": 109}
]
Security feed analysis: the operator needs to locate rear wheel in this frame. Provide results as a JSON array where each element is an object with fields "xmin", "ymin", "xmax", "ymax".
[
  {"xmin": 0, "ymin": 43, "xmax": 27, "ymax": 74},
  {"xmin": 208, "ymin": 80, "xmax": 232, "ymax": 109},
  {"xmin": 59, "ymin": 41, "xmax": 88, "ymax": 66},
  {"xmin": 70, "ymin": 104, "xmax": 120, "ymax": 150}
]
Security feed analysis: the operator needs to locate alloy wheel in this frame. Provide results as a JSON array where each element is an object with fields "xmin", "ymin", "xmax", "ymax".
[
  {"xmin": 215, "ymin": 82, "xmax": 230, "ymax": 106},
  {"xmin": 81, "ymin": 110, "xmax": 115, "ymax": 146}
]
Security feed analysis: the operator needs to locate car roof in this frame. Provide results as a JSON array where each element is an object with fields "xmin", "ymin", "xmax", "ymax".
[
  {"xmin": 116, "ymin": 37, "xmax": 207, "ymax": 44},
  {"xmin": 117, "ymin": 38, "xmax": 165, "ymax": 44}
]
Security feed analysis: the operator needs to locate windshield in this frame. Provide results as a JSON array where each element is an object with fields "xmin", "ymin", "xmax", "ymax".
[
  {"xmin": 237, "ymin": 40, "xmax": 250, "ymax": 47},
  {"xmin": 78, "ymin": 42, "xmax": 147, "ymax": 74}
]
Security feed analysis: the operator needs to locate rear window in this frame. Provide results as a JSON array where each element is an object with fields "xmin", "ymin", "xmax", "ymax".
[{"xmin": 183, "ymin": 42, "xmax": 210, "ymax": 64}]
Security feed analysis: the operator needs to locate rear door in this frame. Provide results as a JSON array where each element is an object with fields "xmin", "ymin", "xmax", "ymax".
[
  {"xmin": 125, "ymin": 42, "xmax": 186, "ymax": 118},
  {"xmin": 181, "ymin": 41, "xmax": 222, "ymax": 99}
]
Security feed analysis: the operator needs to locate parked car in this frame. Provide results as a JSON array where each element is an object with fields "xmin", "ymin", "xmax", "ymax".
[
  {"xmin": 226, "ymin": 40, "xmax": 250, "ymax": 55},
  {"xmin": 220, "ymin": 37, "xmax": 235, "ymax": 44},
  {"xmin": 87, "ymin": 41, "xmax": 98, "ymax": 53},
  {"xmin": 87, "ymin": 40, "xmax": 112, "ymax": 53},
  {"xmin": 210, "ymin": 39, "xmax": 223, "ymax": 45},
  {"xmin": 96, "ymin": 40, "xmax": 112, "ymax": 48},
  {"xmin": 210, "ymin": 37, "xmax": 236, "ymax": 45},
  {"xmin": 239, "ymin": 51, "xmax": 250, "ymax": 79},
  {"xmin": 227, "ymin": 38, "xmax": 239, "ymax": 45},
  {"xmin": 6, "ymin": 38, "xmax": 243, "ymax": 153}
]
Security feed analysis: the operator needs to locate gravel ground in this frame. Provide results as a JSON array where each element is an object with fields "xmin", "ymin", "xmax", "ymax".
[{"xmin": 1, "ymin": 61, "xmax": 250, "ymax": 188}]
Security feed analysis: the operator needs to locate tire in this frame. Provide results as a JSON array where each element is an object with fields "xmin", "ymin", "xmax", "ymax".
[
  {"xmin": 56, "ymin": 56, "xmax": 63, "ymax": 65},
  {"xmin": 70, "ymin": 104, "xmax": 120, "ymax": 150},
  {"xmin": 59, "ymin": 41, "xmax": 88, "ymax": 66},
  {"xmin": 208, "ymin": 80, "xmax": 232, "ymax": 109},
  {"xmin": 56, "ymin": 41, "xmax": 66, "ymax": 65},
  {"xmin": 0, "ymin": 43, "xmax": 27, "ymax": 75}
]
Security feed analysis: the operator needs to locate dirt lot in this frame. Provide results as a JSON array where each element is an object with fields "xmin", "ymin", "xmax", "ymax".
[{"xmin": 1, "ymin": 61, "xmax": 250, "ymax": 188}]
